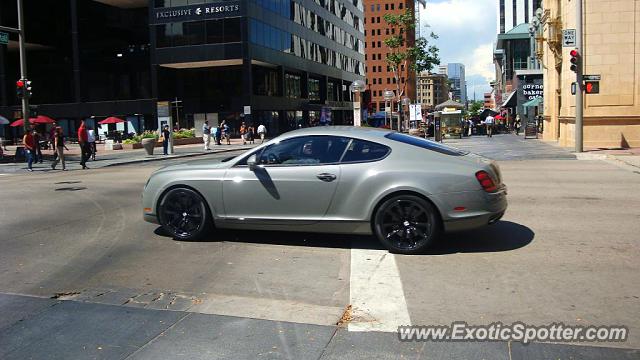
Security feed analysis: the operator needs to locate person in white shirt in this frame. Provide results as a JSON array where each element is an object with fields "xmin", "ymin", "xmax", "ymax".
[
  {"xmin": 257, "ymin": 124, "xmax": 267, "ymax": 143},
  {"xmin": 202, "ymin": 120, "xmax": 211, "ymax": 150},
  {"xmin": 484, "ymin": 115, "xmax": 494, "ymax": 138},
  {"xmin": 86, "ymin": 126, "xmax": 97, "ymax": 160}
]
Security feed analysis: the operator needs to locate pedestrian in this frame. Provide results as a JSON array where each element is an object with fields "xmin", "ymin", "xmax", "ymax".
[
  {"xmin": 221, "ymin": 121, "xmax": 230, "ymax": 145},
  {"xmin": 78, "ymin": 120, "xmax": 90, "ymax": 169},
  {"xmin": 49, "ymin": 122, "xmax": 58, "ymax": 159},
  {"xmin": 240, "ymin": 122, "xmax": 247, "ymax": 145},
  {"xmin": 50, "ymin": 127, "xmax": 68, "ymax": 171},
  {"xmin": 162, "ymin": 125, "xmax": 170, "ymax": 155},
  {"xmin": 257, "ymin": 123, "xmax": 267, "ymax": 143},
  {"xmin": 87, "ymin": 126, "xmax": 97, "ymax": 160},
  {"xmin": 211, "ymin": 124, "xmax": 219, "ymax": 145},
  {"xmin": 248, "ymin": 124, "xmax": 255, "ymax": 144},
  {"xmin": 33, "ymin": 130, "xmax": 43, "ymax": 163},
  {"xmin": 215, "ymin": 124, "xmax": 222, "ymax": 145},
  {"xmin": 485, "ymin": 115, "xmax": 494, "ymax": 138},
  {"xmin": 23, "ymin": 128, "xmax": 35, "ymax": 171},
  {"xmin": 202, "ymin": 120, "xmax": 211, "ymax": 150},
  {"xmin": 515, "ymin": 115, "xmax": 521, "ymax": 136}
]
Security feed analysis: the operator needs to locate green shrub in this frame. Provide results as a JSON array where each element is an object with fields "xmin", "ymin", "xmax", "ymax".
[
  {"xmin": 174, "ymin": 128, "xmax": 195, "ymax": 139},
  {"xmin": 123, "ymin": 139, "xmax": 138, "ymax": 144}
]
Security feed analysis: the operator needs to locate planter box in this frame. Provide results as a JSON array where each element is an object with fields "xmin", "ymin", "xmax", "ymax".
[
  {"xmin": 153, "ymin": 137, "xmax": 202, "ymax": 147},
  {"xmin": 122, "ymin": 143, "xmax": 143, "ymax": 150}
]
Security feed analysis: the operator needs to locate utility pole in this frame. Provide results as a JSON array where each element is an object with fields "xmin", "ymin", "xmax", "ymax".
[
  {"xmin": 0, "ymin": 0, "xmax": 29, "ymax": 133},
  {"xmin": 575, "ymin": 0, "xmax": 583, "ymax": 152}
]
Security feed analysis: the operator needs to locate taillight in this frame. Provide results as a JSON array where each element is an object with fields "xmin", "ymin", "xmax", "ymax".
[{"xmin": 475, "ymin": 171, "xmax": 498, "ymax": 192}]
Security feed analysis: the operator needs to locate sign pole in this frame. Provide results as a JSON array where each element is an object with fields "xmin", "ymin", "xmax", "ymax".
[
  {"xmin": 575, "ymin": 0, "xmax": 583, "ymax": 152},
  {"xmin": 16, "ymin": 0, "xmax": 30, "ymax": 133}
]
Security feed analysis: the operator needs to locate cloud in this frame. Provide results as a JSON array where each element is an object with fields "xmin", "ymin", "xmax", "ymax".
[{"xmin": 421, "ymin": 0, "xmax": 497, "ymax": 98}]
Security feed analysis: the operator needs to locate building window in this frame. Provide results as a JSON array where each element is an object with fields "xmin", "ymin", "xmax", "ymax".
[
  {"xmin": 285, "ymin": 73, "xmax": 302, "ymax": 98},
  {"xmin": 399, "ymin": 3, "xmax": 403, "ymax": 9},
  {"xmin": 391, "ymin": 3, "xmax": 394, "ymax": 10},
  {"xmin": 308, "ymin": 78, "xmax": 321, "ymax": 100},
  {"xmin": 385, "ymin": 4, "xmax": 389, "ymax": 10}
]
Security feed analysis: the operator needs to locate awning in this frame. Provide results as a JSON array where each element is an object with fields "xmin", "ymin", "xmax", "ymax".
[
  {"xmin": 523, "ymin": 97, "xmax": 543, "ymax": 107},
  {"xmin": 501, "ymin": 91, "xmax": 516, "ymax": 107}
]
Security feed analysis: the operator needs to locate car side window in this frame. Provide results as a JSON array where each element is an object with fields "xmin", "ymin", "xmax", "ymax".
[
  {"xmin": 341, "ymin": 139, "xmax": 390, "ymax": 163},
  {"xmin": 258, "ymin": 136, "xmax": 349, "ymax": 166}
]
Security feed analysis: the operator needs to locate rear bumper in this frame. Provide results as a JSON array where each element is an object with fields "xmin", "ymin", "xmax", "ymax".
[
  {"xmin": 434, "ymin": 186, "xmax": 508, "ymax": 233},
  {"xmin": 144, "ymin": 213, "xmax": 159, "ymax": 224}
]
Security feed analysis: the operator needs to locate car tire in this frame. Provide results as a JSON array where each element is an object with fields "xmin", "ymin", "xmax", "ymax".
[
  {"xmin": 158, "ymin": 187, "xmax": 211, "ymax": 241},
  {"xmin": 373, "ymin": 195, "xmax": 440, "ymax": 254}
]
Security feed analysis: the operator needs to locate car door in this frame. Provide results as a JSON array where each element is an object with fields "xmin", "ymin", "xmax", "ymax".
[{"xmin": 222, "ymin": 135, "xmax": 350, "ymax": 224}]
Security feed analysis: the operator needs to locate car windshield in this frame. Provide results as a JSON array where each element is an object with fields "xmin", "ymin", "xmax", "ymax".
[{"xmin": 384, "ymin": 133, "xmax": 469, "ymax": 156}]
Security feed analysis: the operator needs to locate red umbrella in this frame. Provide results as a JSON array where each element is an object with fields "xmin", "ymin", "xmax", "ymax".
[
  {"xmin": 494, "ymin": 114, "xmax": 504, "ymax": 120},
  {"xmin": 33, "ymin": 115, "xmax": 56, "ymax": 124},
  {"xmin": 10, "ymin": 118, "xmax": 37, "ymax": 127},
  {"xmin": 99, "ymin": 116, "xmax": 125, "ymax": 124}
]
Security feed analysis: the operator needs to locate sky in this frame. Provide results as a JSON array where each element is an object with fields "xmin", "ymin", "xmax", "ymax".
[{"xmin": 421, "ymin": 0, "xmax": 497, "ymax": 101}]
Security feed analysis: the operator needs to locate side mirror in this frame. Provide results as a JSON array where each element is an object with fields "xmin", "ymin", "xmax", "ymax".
[{"xmin": 247, "ymin": 154, "xmax": 257, "ymax": 171}]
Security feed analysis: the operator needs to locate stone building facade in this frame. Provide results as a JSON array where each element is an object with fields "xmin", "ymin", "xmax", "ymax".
[{"xmin": 540, "ymin": 0, "xmax": 639, "ymax": 148}]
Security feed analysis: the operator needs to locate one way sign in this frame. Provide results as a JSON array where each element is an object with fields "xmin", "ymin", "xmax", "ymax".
[{"xmin": 563, "ymin": 29, "xmax": 576, "ymax": 47}]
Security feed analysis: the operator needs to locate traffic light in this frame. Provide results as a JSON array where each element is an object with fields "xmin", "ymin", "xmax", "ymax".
[
  {"xmin": 16, "ymin": 79, "xmax": 24, "ymax": 98},
  {"xmin": 585, "ymin": 81, "xmax": 599, "ymax": 94},
  {"xmin": 25, "ymin": 80, "xmax": 32, "ymax": 98},
  {"xmin": 569, "ymin": 49, "xmax": 580, "ymax": 73}
]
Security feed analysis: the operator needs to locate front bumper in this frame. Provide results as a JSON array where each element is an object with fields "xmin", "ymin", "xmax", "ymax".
[{"xmin": 144, "ymin": 213, "xmax": 159, "ymax": 224}]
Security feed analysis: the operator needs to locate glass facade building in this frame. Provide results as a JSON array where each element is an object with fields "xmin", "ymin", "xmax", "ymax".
[{"xmin": 0, "ymin": 0, "xmax": 364, "ymax": 139}]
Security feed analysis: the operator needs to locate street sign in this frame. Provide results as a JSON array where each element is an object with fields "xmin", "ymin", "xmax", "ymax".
[
  {"xmin": 583, "ymin": 74, "xmax": 601, "ymax": 81},
  {"xmin": 0, "ymin": 31, "xmax": 8, "ymax": 45},
  {"xmin": 562, "ymin": 29, "xmax": 576, "ymax": 47},
  {"xmin": 243, "ymin": 105, "xmax": 251, "ymax": 115},
  {"xmin": 571, "ymin": 82, "xmax": 577, "ymax": 95}
]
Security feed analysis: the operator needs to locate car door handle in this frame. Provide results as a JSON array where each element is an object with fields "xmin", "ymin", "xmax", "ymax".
[{"xmin": 317, "ymin": 173, "xmax": 337, "ymax": 182}]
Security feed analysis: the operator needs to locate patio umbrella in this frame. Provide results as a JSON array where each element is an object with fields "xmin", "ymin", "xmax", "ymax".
[
  {"xmin": 33, "ymin": 115, "xmax": 56, "ymax": 124},
  {"xmin": 10, "ymin": 118, "xmax": 37, "ymax": 127},
  {"xmin": 0, "ymin": 115, "xmax": 9, "ymax": 125},
  {"xmin": 494, "ymin": 114, "xmax": 504, "ymax": 120},
  {"xmin": 99, "ymin": 116, "xmax": 125, "ymax": 125}
]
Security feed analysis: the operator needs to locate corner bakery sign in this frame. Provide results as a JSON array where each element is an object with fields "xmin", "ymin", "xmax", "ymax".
[{"xmin": 153, "ymin": 1, "xmax": 241, "ymax": 24}]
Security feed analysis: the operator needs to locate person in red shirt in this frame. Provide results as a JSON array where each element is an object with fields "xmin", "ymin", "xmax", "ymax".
[
  {"xmin": 77, "ymin": 120, "xmax": 89, "ymax": 169},
  {"xmin": 23, "ymin": 128, "xmax": 35, "ymax": 172}
]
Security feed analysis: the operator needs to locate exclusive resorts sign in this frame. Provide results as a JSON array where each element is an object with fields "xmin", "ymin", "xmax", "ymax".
[{"xmin": 153, "ymin": 1, "xmax": 241, "ymax": 24}]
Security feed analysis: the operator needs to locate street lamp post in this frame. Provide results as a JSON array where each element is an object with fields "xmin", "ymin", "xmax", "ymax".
[
  {"xmin": 349, "ymin": 80, "xmax": 366, "ymax": 126},
  {"xmin": 401, "ymin": 97, "xmax": 411, "ymax": 131},
  {"xmin": 383, "ymin": 89, "xmax": 394, "ymax": 129}
]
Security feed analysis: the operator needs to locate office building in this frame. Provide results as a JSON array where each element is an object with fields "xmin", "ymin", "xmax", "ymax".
[
  {"xmin": 0, "ymin": 0, "xmax": 365, "ymax": 139},
  {"xmin": 416, "ymin": 72, "xmax": 448, "ymax": 111},
  {"xmin": 498, "ymin": 0, "xmax": 543, "ymax": 34},
  {"xmin": 363, "ymin": 0, "xmax": 415, "ymax": 113}
]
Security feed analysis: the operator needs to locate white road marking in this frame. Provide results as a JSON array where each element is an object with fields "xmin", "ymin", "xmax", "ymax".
[{"xmin": 348, "ymin": 249, "xmax": 411, "ymax": 332}]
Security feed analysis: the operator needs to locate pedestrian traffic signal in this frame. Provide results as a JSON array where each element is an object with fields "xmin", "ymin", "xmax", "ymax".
[
  {"xmin": 585, "ymin": 81, "xmax": 599, "ymax": 94},
  {"xmin": 25, "ymin": 80, "xmax": 32, "ymax": 98},
  {"xmin": 16, "ymin": 80, "xmax": 24, "ymax": 98},
  {"xmin": 569, "ymin": 49, "xmax": 580, "ymax": 73}
]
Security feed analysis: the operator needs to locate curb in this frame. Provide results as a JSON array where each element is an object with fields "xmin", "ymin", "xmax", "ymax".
[{"xmin": 101, "ymin": 146, "xmax": 255, "ymax": 167}]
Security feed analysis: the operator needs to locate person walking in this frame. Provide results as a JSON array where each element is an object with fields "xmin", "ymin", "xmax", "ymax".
[
  {"xmin": 87, "ymin": 126, "xmax": 97, "ymax": 160},
  {"xmin": 221, "ymin": 121, "xmax": 230, "ymax": 145},
  {"xmin": 202, "ymin": 120, "xmax": 211, "ymax": 150},
  {"xmin": 257, "ymin": 123, "xmax": 267, "ymax": 143},
  {"xmin": 515, "ymin": 114, "xmax": 521, "ymax": 136},
  {"xmin": 239, "ymin": 122, "xmax": 247, "ymax": 145},
  {"xmin": 78, "ymin": 120, "xmax": 90, "ymax": 169},
  {"xmin": 23, "ymin": 128, "xmax": 35, "ymax": 171},
  {"xmin": 162, "ymin": 125, "xmax": 171, "ymax": 155},
  {"xmin": 50, "ymin": 127, "xmax": 68, "ymax": 171},
  {"xmin": 248, "ymin": 124, "xmax": 255, "ymax": 144},
  {"xmin": 485, "ymin": 115, "xmax": 494, "ymax": 138},
  {"xmin": 33, "ymin": 130, "xmax": 43, "ymax": 163}
]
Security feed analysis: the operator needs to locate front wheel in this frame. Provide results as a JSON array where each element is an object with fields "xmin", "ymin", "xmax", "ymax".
[
  {"xmin": 373, "ymin": 195, "xmax": 440, "ymax": 254},
  {"xmin": 158, "ymin": 187, "xmax": 210, "ymax": 241}
]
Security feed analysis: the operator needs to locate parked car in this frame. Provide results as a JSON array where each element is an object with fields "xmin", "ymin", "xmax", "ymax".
[{"xmin": 142, "ymin": 126, "xmax": 507, "ymax": 254}]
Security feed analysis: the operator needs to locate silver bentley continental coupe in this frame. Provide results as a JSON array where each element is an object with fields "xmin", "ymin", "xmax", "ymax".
[{"xmin": 142, "ymin": 127, "xmax": 507, "ymax": 254}]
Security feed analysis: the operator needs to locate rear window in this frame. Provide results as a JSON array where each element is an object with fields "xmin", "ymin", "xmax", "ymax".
[{"xmin": 384, "ymin": 133, "xmax": 469, "ymax": 156}]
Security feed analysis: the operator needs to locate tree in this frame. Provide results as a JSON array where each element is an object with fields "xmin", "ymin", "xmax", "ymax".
[
  {"xmin": 383, "ymin": 10, "xmax": 440, "ymax": 106},
  {"xmin": 469, "ymin": 101, "xmax": 484, "ymax": 116}
]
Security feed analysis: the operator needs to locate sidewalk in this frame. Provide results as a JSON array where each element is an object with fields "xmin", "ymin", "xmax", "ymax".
[
  {"xmin": 0, "ymin": 138, "xmax": 258, "ymax": 174},
  {"xmin": 575, "ymin": 147, "xmax": 640, "ymax": 169},
  {"xmin": 1, "ymin": 292, "xmax": 638, "ymax": 360}
]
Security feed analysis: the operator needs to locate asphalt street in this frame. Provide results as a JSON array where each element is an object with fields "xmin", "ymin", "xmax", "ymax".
[{"xmin": 1, "ymin": 134, "xmax": 639, "ymax": 359}]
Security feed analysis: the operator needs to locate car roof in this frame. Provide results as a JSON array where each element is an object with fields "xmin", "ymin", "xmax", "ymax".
[{"xmin": 278, "ymin": 126, "xmax": 394, "ymax": 142}]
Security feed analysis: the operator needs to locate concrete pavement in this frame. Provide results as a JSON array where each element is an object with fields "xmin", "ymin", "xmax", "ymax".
[{"xmin": 1, "ymin": 135, "xmax": 639, "ymax": 359}]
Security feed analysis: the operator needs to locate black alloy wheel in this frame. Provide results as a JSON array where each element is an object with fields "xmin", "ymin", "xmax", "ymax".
[
  {"xmin": 158, "ymin": 187, "xmax": 210, "ymax": 241},
  {"xmin": 373, "ymin": 195, "xmax": 440, "ymax": 254}
]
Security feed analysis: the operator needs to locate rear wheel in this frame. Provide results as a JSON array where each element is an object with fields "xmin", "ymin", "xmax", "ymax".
[
  {"xmin": 158, "ymin": 187, "xmax": 210, "ymax": 241},
  {"xmin": 373, "ymin": 195, "xmax": 440, "ymax": 254}
]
